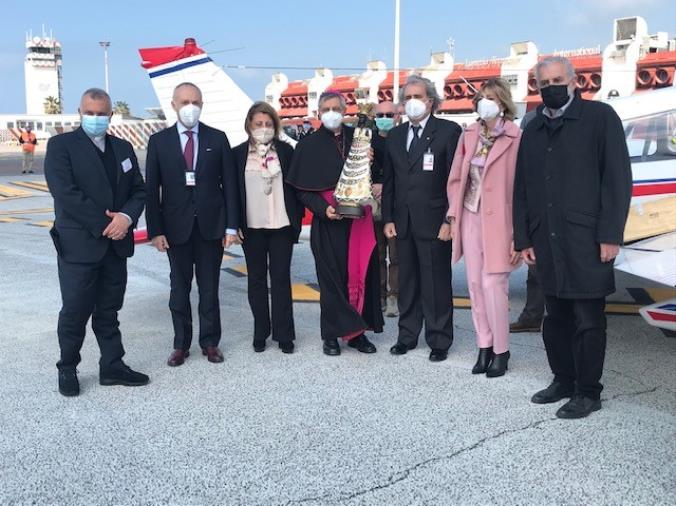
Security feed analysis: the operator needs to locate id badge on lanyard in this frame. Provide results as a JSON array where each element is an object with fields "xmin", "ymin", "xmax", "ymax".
[
  {"xmin": 423, "ymin": 149, "xmax": 434, "ymax": 171},
  {"xmin": 185, "ymin": 171, "xmax": 196, "ymax": 186}
]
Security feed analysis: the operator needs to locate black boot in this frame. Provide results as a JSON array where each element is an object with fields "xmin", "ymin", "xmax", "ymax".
[
  {"xmin": 471, "ymin": 347, "xmax": 493, "ymax": 374},
  {"xmin": 486, "ymin": 351, "xmax": 510, "ymax": 378},
  {"xmin": 58, "ymin": 368, "xmax": 80, "ymax": 397}
]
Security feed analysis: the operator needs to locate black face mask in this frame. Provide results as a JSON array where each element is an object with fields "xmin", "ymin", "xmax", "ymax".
[{"xmin": 540, "ymin": 84, "xmax": 570, "ymax": 110}]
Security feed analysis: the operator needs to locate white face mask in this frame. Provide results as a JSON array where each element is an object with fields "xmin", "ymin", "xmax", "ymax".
[
  {"xmin": 405, "ymin": 98, "xmax": 428, "ymax": 121},
  {"xmin": 178, "ymin": 104, "xmax": 201, "ymax": 128},
  {"xmin": 477, "ymin": 98, "xmax": 501, "ymax": 120},
  {"xmin": 251, "ymin": 127, "xmax": 275, "ymax": 144},
  {"xmin": 321, "ymin": 110, "xmax": 343, "ymax": 130}
]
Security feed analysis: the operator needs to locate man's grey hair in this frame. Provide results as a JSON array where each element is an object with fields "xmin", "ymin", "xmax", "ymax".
[
  {"xmin": 81, "ymin": 88, "xmax": 112, "ymax": 109},
  {"xmin": 173, "ymin": 82, "xmax": 202, "ymax": 99},
  {"xmin": 399, "ymin": 75, "xmax": 441, "ymax": 113},
  {"xmin": 534, "ymin": 56, "xmax": 576, "ymax": 84},
  {"xmin": 318, "ymin": 91, "xmax": 346, "ymax": 111}
]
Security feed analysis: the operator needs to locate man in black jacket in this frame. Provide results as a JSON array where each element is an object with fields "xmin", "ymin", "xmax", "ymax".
[
  {"xmin": 382, "ymin": 75, "xmax": 462, "ymax": 362},
  {"xmin": 45, "ymin": 88, "xmax": 148, "ymax": 396},
  {"xmin": 372, "ymin": 100, "xmax": 400, "ymax": 318},
  {"xmin": 145, "ymin": 82, "xmax": 239, "ymax": 367},
  {"xmin": 513, "ymin": 56, "xmax": 632, "ymax": 419}
]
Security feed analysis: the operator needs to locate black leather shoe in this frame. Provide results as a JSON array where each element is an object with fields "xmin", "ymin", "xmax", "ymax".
[
  {"xmin": 323, "ymin": 339, "xmax": 341, "ymax": 356},
  {"xmin": 279, "ymin": 341, "xmax": 294, "ymax": 354},
  {"xmin": 347, "ymin": 334, "xmax": 377, "ymax": 353},
  {"xmin": 429, "ymin": 349, "xmax": 448, "ymax": 362},
  {"xmin": 471, "ymin": 347, "xmax": 494, "ymax": 374},
  {"xmin": 58, "ymin": 368, "xmax": 80, "ymax": 397},
  {"xmin": 531, "ymin": 381, "xmax": 575, "ymax": 404},
  {"xmin": 253, "ymin": 340, "xmax": 266, "ymax": 353},
  {"xmin": 486, "ymin": 351, "xmax": 510, "ymax": 377},
  {"xmin": 390, "ymin": 343, "xmax": 414, "ymax": 355},
  {"xmin": 555, "ymin": 396, "xmax": 601, "ymax": 419},
  {"xmin": 100, "ymin": 364, "xmax": 150, "ymax": 387}
]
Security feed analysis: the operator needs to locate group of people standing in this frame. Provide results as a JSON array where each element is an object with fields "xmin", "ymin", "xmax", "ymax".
[{"xmin": 45, "ymin": 55, "xmax": 632, "ymax": 420}]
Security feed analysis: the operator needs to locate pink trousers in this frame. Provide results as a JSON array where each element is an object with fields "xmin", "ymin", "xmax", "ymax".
[{"xmin": 460, "ymin": 209, "xmax": 510, "ymax": 354}]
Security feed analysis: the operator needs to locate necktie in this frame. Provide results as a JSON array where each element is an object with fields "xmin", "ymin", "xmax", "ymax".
[
  {"xmin": 408, "ymin": 125, "xmax": 421, "ymax": 154},
  {"xmin": 183, "ymin": 130, "xmax": 194, "ymax": 171}
]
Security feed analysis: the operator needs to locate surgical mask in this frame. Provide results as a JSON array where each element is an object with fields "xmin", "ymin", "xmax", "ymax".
[
  {"xmin": 375, "ymin": 117, "xmax": 395, "ymax": 132},
  {"xmin": 477, "ymin": 98, "xmax": 500, "ymax": 120},
  {"xmin": 405, "ymin": 98, "xmax": 427, "ymax": 121},
  {"xmin": 81, "ymin": 115, "xmax": 110, "ymax": 137},
  {"xmin": 178, "ymin": 104, "xmax": 201, "ymax": 128},
  {"xmin": 540, "ymin": 84, "xmax": 570, "ymax": 110},
  {"xmin": 251, "ymin": 127, "xmax": 275, "ymax": 144},
  {"xmin": 321, "ymin": 110, "xmax": 343, "ymax": 130}
]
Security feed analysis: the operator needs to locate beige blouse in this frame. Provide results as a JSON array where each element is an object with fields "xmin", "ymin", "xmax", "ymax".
[{"xmin": 245, "ymin": 146, "xmax": 290, "ymax": 230}]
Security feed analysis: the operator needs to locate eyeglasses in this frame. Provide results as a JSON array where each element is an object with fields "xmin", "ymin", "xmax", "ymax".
[{"xmin": 375, "ymin": 113, "xmax": 394, "ymax": 118}]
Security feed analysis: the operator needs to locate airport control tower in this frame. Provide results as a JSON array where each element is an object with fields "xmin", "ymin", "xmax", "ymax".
[{"xmin": 24, "ymin": 30, "xmax": 63, "ymax": 115}]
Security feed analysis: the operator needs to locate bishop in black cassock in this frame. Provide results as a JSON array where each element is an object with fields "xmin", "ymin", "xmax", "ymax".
[{"xmin": 287, "ymin": 123, "xmax": 383, "ymax": 356}]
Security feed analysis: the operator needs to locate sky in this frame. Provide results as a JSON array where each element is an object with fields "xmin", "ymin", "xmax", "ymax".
[{"xmin": 0, "ymin": 0, "xmax": 671, "ymax": 116}]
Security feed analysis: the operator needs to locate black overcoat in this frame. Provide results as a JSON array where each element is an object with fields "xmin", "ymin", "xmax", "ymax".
[{"xmin": 513, "ymin": 95, "xmax": 632, "ymax": 299}]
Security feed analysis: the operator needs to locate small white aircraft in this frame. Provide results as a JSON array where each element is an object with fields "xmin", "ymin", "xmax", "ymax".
[{"xmin": 608, "ymin": 86, "xmax": 676, "ymax": 331}]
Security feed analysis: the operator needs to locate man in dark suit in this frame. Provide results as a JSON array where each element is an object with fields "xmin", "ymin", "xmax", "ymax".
[
  {"xmin": 382, "ymin": 75, "xmax": 462, "ymax": 362},
  {"xmin": 45, "ymin": 88, "xmax": 148, "ymax": 397},
  {"xmin": 145, "ymin": 82, "xmax": 239, "ymax": 367},
  {"xmin": 513, "ymin": 56, "xmax": 632, "ymax": 419}
]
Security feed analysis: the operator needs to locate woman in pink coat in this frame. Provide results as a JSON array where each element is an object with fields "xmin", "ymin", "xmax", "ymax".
[{"xmin": 447, "ymin": 78, "xmax": 522, "ymax": 377}]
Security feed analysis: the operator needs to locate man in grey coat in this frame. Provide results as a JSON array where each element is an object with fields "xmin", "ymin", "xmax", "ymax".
[{"xmin": 513, "ymin": 56, "xmax": 632, "ymax": 419}]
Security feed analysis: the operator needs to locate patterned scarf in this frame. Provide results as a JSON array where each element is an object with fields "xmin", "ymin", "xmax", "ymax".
[
  {"xmin": 249, "ymin": 142, "xmax": 281, "ymax": 195},
  {"xmin": 470, "ymin": 120, "xmax": 506, "ymax": 169}
]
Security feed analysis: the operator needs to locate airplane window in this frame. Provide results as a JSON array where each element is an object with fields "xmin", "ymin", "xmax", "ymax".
[{"xmin": 624, "ymin": 110, "xmax": 676, "ymax": 163}]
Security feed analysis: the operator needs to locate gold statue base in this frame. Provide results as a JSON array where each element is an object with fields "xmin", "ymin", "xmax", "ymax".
[{"xmin": 336, "ymin": 202, "xmax": 364, "ymax": 219}]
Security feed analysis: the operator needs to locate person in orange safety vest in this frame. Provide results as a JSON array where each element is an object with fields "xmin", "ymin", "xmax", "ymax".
[{"xmin": 19, "ymin": 127, "xmax": 38, "ymax": 173}]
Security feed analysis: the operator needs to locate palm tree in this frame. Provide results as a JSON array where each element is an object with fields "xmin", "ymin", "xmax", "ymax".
[
  {"xmin": 44, "ymin": 96, "xmax": 62, "ymax": 114},
  {"xmin": 113, "ymin": 101, "xmax": 131, "ymax": 117}
]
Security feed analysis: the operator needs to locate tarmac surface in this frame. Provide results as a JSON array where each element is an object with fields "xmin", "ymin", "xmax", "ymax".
[{"xmin": 0, "ymin": 153, "xmax": 674, "ymax": 506}]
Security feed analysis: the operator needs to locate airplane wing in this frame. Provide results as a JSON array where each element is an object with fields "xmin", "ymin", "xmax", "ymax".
[{"xmin": 616, "ymin": 231, "xmax": 676, "ymax": 287}]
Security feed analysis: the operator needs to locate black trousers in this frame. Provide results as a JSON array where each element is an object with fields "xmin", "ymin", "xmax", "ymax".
[
  {"xmin": 396, "ymin": 233, "xmax": 453, "ymax": 350},
  {"xmin": 543, "ymin": 296, "xmax": 607, "ymax": 399},
  {"xmin": 521, "ymin": 263, "xmax": 545, "ymax": 323},
  {"xmin": 57, "ymin": 246, "xmax": 126, "ymax": 371},
  {"xmin": 242, "ymin": 227, "xmax": 295, "ymax": 342},
  {"xmin": 167, "ymin": 220, "xmax": 224, "ymax": 350}
]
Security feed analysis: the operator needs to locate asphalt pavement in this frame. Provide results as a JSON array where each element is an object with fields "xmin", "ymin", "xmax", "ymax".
[{"xmin": 0, "ymin": 162, "xmax": 674, "ymax": 506}]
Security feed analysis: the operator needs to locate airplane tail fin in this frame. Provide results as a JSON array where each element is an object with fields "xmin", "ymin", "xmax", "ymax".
[{"xmin": 139, "ymin": 38, "xmax": 253, "ymax": 145}]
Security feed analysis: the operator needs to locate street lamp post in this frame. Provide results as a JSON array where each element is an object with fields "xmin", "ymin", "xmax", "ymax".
[
  {"xmin": 99, "ymin": 41, "xmax": 110, "ymax": 93},
  {"xmin": 393, "ymin": 0, "xmax": 400, "ymax": 104}
]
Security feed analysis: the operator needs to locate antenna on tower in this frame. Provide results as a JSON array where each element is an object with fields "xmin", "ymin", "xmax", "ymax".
[
  {"xmin": 446, "ymin": 37, "xmax": 455, "ymax": 57},
  {"xmin": 42, "ymin": 24, "xmax": 46, "ymax": 39}
]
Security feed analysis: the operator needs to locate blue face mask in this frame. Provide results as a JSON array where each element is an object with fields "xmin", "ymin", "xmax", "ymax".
[
  {"xmin": 81, "ymin": 115, "xmax": 110, "ymax": 137},
  {"xmin": 375, "ymin": 117, "xmax": 394, "ymax": 132}
]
